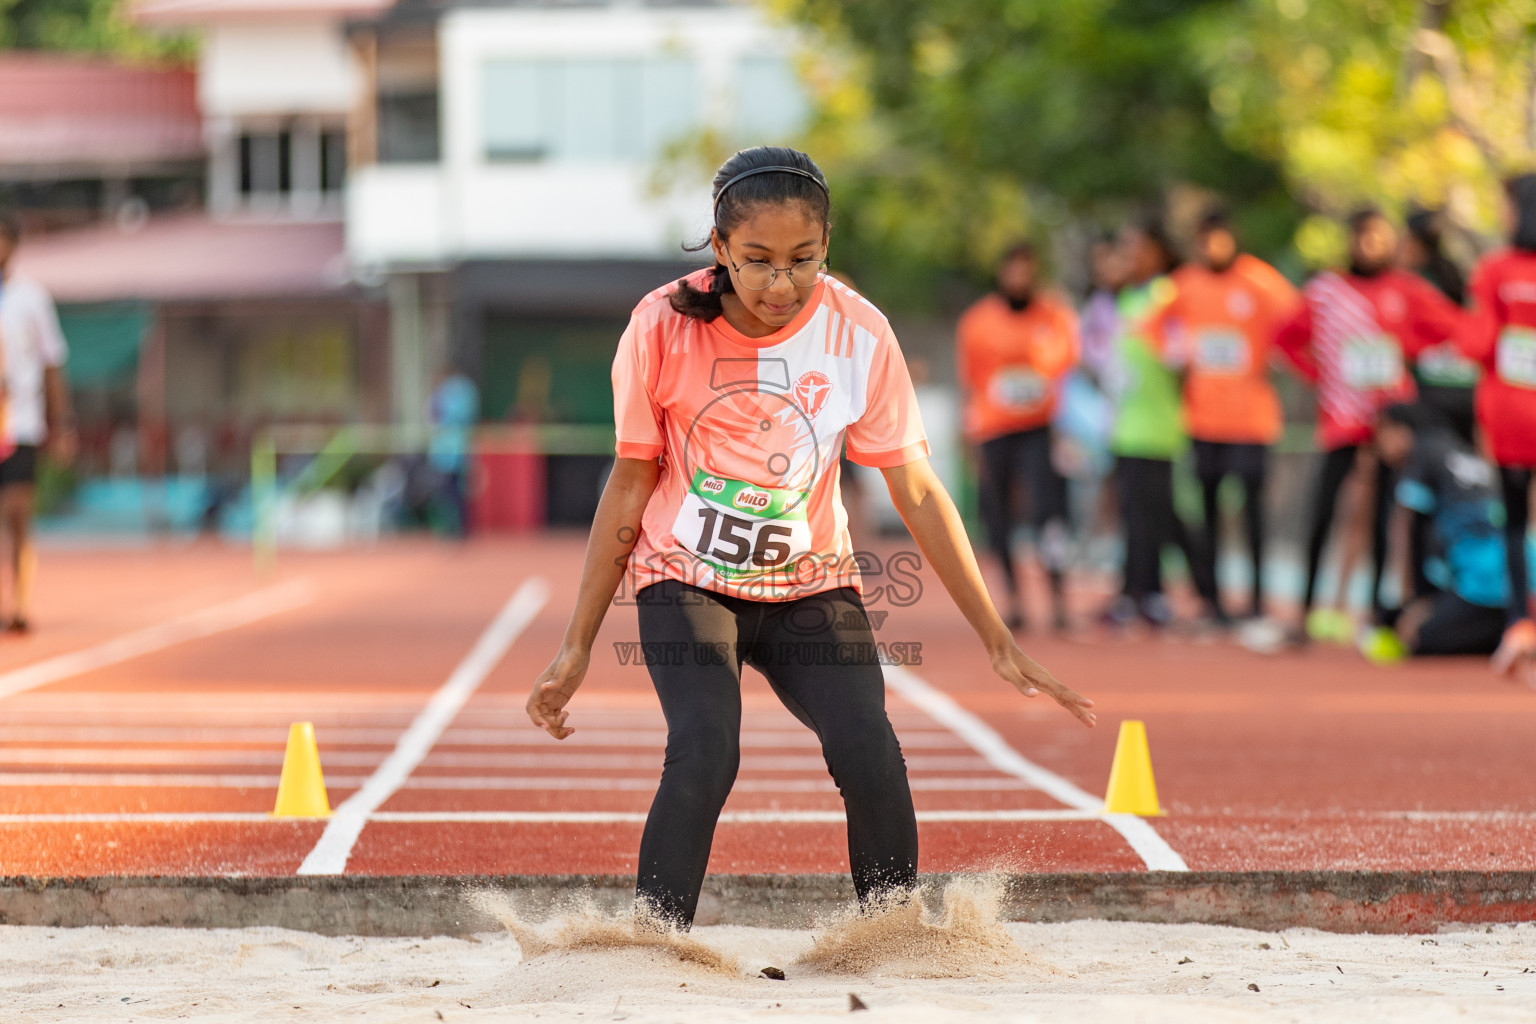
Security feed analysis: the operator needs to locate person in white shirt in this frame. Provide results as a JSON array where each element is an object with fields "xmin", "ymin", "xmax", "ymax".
[{"xmin": 0, "ymin": 212, "xmax": 76, "ymax": 633}]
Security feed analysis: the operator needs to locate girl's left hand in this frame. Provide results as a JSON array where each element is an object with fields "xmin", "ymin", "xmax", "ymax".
[{"xmin": 990, "ymin": 642, "xmax": 1096, "ymax": 727}]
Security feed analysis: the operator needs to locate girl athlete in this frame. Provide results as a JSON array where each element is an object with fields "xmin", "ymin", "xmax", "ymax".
[
  {"xmin": 1275, "ymin": 209, "xmax": 1465, "ymax": 643},
  {"xmin": 1463, "ymin": 174, "xmax": 1536, "ymax": 685},
  {"xmin": 525, "ymin": 147, "xmax": 1094, "ymax": 929}
]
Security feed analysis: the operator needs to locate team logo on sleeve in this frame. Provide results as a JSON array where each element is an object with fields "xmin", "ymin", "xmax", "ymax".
[{"xmin": 793, "ymin": 371, "xmax": 833, "ymax": 418}]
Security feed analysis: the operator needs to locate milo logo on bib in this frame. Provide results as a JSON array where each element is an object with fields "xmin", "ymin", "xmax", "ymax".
[
  {"xmin": 672, "ymin": 468, "xmax": 813, "ymax": 581},
  {"xmin": 733, "ymin": 487, "xmax": 772, "ymax": 512}
]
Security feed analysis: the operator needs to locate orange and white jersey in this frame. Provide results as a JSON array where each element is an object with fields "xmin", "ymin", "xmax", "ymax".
[{"xmin": 613, "ymin": 269, "xmax": 929, "ymax": 602}]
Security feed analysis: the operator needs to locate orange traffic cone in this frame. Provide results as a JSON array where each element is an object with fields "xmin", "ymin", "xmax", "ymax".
[
  {"xmin": 1104, "ymin": 720, "xmax": 1163, "ymax": 816},
  {"xmin": 272, "ymin": 722, "xmax": 330, "ymax": 817}
]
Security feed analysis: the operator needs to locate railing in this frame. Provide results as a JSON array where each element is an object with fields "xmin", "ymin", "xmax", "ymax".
[{"xmin": 250, "ymin": 422, "xmax": 616, "ymax": 574}]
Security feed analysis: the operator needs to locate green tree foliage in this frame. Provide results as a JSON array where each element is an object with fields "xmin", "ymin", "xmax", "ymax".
[
  {"xmin": 0, "ymin": 0, "xmax": 190, "ymax": 60},
  {"xmin": 1200, "ymin": 0, "xmax": 1536, "ymax": 264},
  {"xmin": 774, "ymin": 0, "xmax": 1298, "ymax": 308}
]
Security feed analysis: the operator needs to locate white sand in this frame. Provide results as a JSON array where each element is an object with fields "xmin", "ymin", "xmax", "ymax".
[{"xmin": 5, "ymin": 914, "xmax": 1535, "ymax": 1023}]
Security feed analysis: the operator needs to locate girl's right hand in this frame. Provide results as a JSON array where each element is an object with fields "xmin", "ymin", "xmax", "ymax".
[{"xmin": 526, "ymin": 645, "xmax": 591, "ymax": 740}]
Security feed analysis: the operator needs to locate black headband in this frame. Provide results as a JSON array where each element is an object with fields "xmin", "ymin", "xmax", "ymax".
[{"xmin": 712, "ymin": 165, "xmax": 828, "ymax": 216}]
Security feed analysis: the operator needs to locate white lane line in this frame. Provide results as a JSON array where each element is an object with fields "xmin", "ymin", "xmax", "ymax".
[
  {"xmin": 370, "ymin": 809, "xmax": 1103, "ymax": 825},
  {"xmin": 0, "ymin": 772, "xmax": 369, "ymax": 788},
  {"xmin": 0, "ymin": 580, "xmax": 314, "ymax": 702},
  {"xmin": 0, "ymin": 727, "xmax": 409, "ymax": 745},
  {"xmin": 882, "ymin": 664, "xmax": 1189, "ymax": 872},
  {"xmin": 0, "ymin": 749, "xmax": 386, "ymax": 767},
  {"xmin": 0, "ymin": 773, "xmax": 1035, "ymax": 792},
  {"xmin": 296, "ymin": 577, "xmax": 550, "ymax": 876},
  {"xmin": 0, "ymin": 727, "xmax": 967, "ymax": 750},
  {"xmin": 2, "ymin": 808, "xmax": 1524, "ymax": 827},
  {"xmin": 0, "ymin": 809, "xmax": 1107, "ymax": 826}
]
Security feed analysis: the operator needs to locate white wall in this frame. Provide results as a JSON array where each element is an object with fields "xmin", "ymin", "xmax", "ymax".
[
  {"xmin": 348, "ymin": 4, "xmax": 806, "ymax": 267},
  {"xmin": 201, "ymin": 20, "xmax": 363, "ymax": 118}
]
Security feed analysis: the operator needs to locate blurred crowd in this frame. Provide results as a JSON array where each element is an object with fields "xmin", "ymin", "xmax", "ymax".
[{"xmin": 954, "ymin": 175, "xmax": 1536, "ymax": 683}]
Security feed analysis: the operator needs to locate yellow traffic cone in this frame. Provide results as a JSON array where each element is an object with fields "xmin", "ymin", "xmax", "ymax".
[
  {"xmin": 1103, "ymin": 719, "xmax": 1163, "ymax": 816},
  {"xmin": 272, "ymin": 722, "xmax": 330, "ymax": 817}
]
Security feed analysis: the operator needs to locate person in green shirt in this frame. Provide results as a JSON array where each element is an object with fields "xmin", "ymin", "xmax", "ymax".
[{"xmin": 1101, "ymin": 218, "xmax": 1219, "ymax": 627}]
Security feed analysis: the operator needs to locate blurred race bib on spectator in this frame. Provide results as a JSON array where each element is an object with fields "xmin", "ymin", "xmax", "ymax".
[
  {"xmin": 1193, "ymin": 329, "xmax": 1249, "ymax": 374},
  {"xmin": 988, "ymin": 366, "xmax": 1049, "ymax": 411},
  {"xmin": 1496, "ymin": 326, "xmax": 1536, "ymax": 389},
  {"xmin": 1341, "ymin": 334, "xmax": 1404, "ymax": 390}
]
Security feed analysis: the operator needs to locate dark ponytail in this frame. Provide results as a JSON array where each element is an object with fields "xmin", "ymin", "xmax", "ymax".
[
  {"xmin": 670, "ymin": 146, "xmax": 831, "ymax": 322},
  {"xmin": 1507, "ymin": 174, "xmax": 1536, "ymax": 254}
]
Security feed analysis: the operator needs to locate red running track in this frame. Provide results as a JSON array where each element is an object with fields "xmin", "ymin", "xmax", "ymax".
[{"xmin": 0, "ymin": 536, "xmax": 1533, "ymax": 878}]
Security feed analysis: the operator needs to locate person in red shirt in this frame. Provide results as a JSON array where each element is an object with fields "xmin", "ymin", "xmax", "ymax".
[
  {"xmin": 1147, "ymin": 208, "xmax": 1299, "ymax": 622},
  {"xmin": 1275, "ymin": 208, "xmax": 1466, "ymax": 640},
  {"xmin": 957, "ymin": 243, "xmax": 1079, "ymax": 631},
  {"xmin": 1462, "ymin": 174, "xmax": 1536, "ymax": 684}
]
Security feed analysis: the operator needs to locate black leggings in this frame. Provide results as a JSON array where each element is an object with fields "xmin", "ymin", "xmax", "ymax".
[
  {"xmin": 1193, "ymin": 441, "xmax": 1268, "ymax": 618},
  {"xmin": 634, "ymin": 579, "xmax": 918, "ymax": 928},
  {"xmin": 977, "ymin": 426, "xmax": 1070, "ymax": 601},
  {"xmin": 1114, "ymin": 456, "xmax": 1215, "ymax": 604},
  {"xmin": 1302, "ymin": 445, "xmax": 1392, "ymax": 617},
  {"xmin": 1502, "ymin": 467, "xmax": 1533, "ymax": 627}
]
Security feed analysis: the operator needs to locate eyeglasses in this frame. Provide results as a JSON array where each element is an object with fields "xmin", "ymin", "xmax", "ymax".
[{"xmin": 724, "ymin": 246, "xmax": 827, "ymax": 290}]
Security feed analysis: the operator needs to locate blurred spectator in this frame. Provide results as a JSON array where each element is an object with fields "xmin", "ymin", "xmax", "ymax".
[
  {"xmin": 428, "ymin": 368, "xmax": 479, "ymax": 538},
  {"xmin": 0, "ymin": 210, "xmax": 75, "ymax": 633},
  {"xmin": 1145, "ymin": 206, "xmax": 1299, "ymax": 622},
  {"xmin": 956, "ymin": 242, "xmax": 1078, "ymax": 631},
  {"xmin": 1101, "ymin": 218, "xmax": 1217, "ymax": 628},
  {"xmin": 1372, "ymin": 403, "xmax": 1508, "ymax": 658},
  {"xmin": 1276, "ymin": 208, "xmax": 1467, "ymax": 643},
  {"xmin": 1462, "ymin": 173, "xmax": 1536, "ymax": 685},
  {"xmin": 1402, "ymin": 207, "xmax": 1479, "ymax": 443}
]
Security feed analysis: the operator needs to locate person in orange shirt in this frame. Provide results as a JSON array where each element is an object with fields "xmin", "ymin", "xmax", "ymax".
[
  {"xmin": 957, "ymin": 243, "xmax": 1080, "ymax": 631},
  {"xmin": 1146, "ymin": 208, "xmax": 1299, "ymax": 621}
]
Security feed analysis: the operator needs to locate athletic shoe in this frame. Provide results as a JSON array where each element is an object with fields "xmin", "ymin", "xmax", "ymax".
[
  {"xmin": 1359, "ymin": 626, "xmax": 1407, "ymax": 665},
  {"xmin": 1139, "ymin": 593, "xmax": 1174, "ymax": 629},
  {"xmin": 1305, "ymin": 607, "xmax": 1353, "ymax": 645},
  {"xmin": 1237, "ymin": 616, "xmax": 1288, "ymax": 655},
  {"xmin": 1491, "ymin": 619, "xmax": 1536, "ymax": 687},
  {"xmin": 1098, "ymin": 595, "xmax": 1139, "ymax": 629}
]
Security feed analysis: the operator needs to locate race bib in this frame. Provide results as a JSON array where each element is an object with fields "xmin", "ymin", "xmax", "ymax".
[
  {"xmin": 672, "ymin": 469, "xmax": 812, "ymax": 580},
  {"xmin": 1496, "ymin": 326, "xmax": 1536, "ymax": 389},
  {"xmin": 988, "ymin": 366, "xmax": 1049, "ymax": 412},
  {"xmin": 1193, "ymin": 329, "xmax": 1249, "ymax": 374},
  {"xmin": 1340, "ymin": 334, "xmax": 1404, "ymax": 391},
  {"xmin": 1416, "ymin": 342, "xmax": 1481, "ymax": 387}
]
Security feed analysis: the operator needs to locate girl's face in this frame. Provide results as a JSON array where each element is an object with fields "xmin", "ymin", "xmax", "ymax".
[{"xmin": 711, "ymin": 203, "xmax": 828, "ymax": 333}]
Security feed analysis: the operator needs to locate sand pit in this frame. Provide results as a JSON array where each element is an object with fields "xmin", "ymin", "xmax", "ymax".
[{"xmin": 5, "ymin": 907, "xmax": 1536, "ymax": 1022}]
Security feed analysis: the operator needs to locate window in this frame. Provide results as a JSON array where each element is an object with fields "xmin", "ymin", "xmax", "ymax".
[
  {"xmin": 239, "ymin": 132, "xmax": 288, "ymax": 195},
  {"xmin": 321, "ymin": 130, "xmax": 347, "ymax": 190},
  {"xmin": 377, "ymin": 92, "xmax": 440, "ymax": 163},
  {"xmin": 481, "ymin": 57, "xmax": 698, "ymax": 163},
  {"xmin": 735, "ymin": 56, "xmax": 809, "ymax": 143},
  {"xmin": 238, "ymin": 126, "xmax": 346, "ymax": 198}
]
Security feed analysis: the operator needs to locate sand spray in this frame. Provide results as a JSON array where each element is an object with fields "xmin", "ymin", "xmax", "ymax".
[
  {"xmin": 468, "ymin": 874, "xmax": 1027, "ymax": 981},
  {"xmin": 796, "ymin": 874, "xmax": 1026, "ymax": 978},
  {"xmin": 466, "ymin": 889, "xmax": 741, "ymax": 975}
]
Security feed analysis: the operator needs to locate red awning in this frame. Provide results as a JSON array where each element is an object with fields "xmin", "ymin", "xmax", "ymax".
[
  {"xmin": 133, "ymin": 0, "xmax": 394, "ymax": 26},
  {"xmin": 13, "ymin": 215, "xmax": 352, "ymax": 304},
  {"xmin": 0, "ymin": 54, "xmax": 201, "ymax": 171}
]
